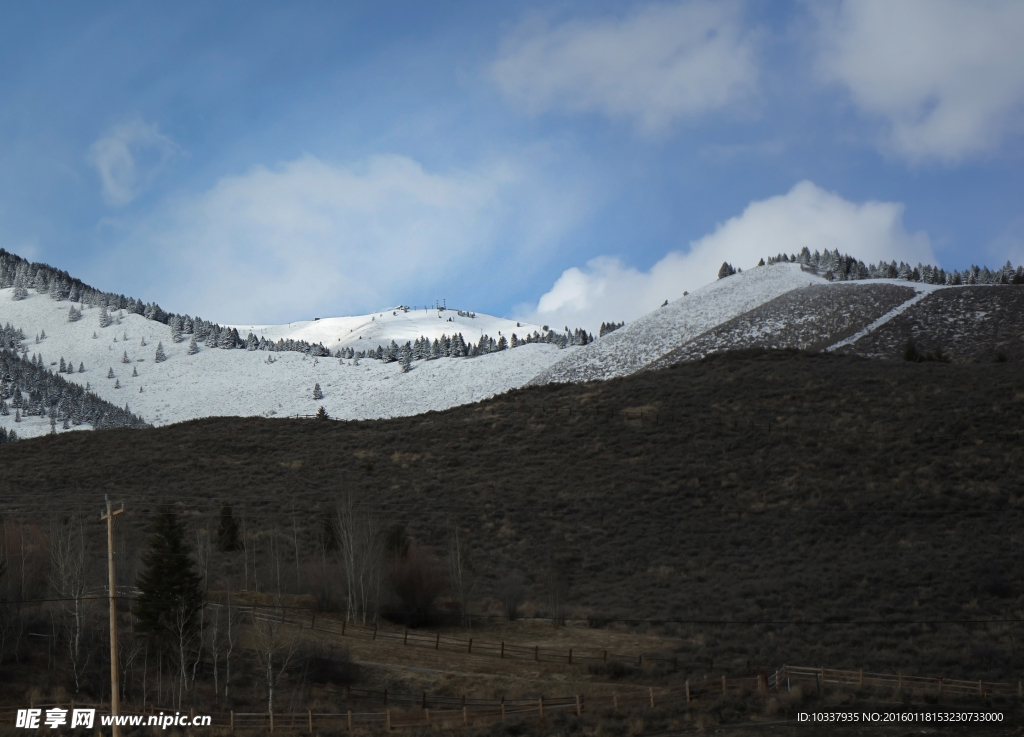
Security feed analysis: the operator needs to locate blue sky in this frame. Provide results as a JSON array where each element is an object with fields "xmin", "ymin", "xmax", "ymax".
[{"xmin": 1, "ymin": 1, "xmax": 1022, "ymax": 329}]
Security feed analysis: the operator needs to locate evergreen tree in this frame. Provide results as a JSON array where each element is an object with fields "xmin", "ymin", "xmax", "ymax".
[
  {"xmin": 67, "ymin": 305, "xmax": 81, "ymax": 322},
  {"xmin": 216, "ymin": 505, "xmax": 241, "ymax": 552},
  {"xmin": 122, "ymin": 350, "xmax": 130, "ymax": 364},
  {"xmin": 114, "ymin": 379, "xmax": 120, "ymax": 389},
  {"xmin": 132, "ymin": 366, "xmax": 138, "ymax": 377},
  {"xmin": 154, "ymin": 342, "xmax": 166, "ymax": 363},
  {"xmin": 99, "ymin": 304, "xmax": 110, "ymax": 328},
  {"xmin": 107, "ymin": 367, "xmax": 114, "ymax": 379},
  {"xmin": 187, "ymin": 336, "xmax": 199, "ymax": 355},
  {"xmin": 134, "ymin": 509, "xmax": 205, "ymax": 657},
  {"xmin": 78, "ymin": 362, "xmax": 85, "ymax": 373},
  {"xmin": 718, "ymin": 262, "xmax": 736, "ymax": 279},
  {"xmin": 312, "ymin": 382, "xmax": 324, "ymax": 400},
  {"xmin": 316, "ymin": 405, "xmax": 329, "ymax": 419},
  {"xmin": 59, "ymin": 358, "xmax": 66, "ymax": 372},
  {"xmin": 170, "ymin": 317, "xmax": 183, "ymax": 343}
]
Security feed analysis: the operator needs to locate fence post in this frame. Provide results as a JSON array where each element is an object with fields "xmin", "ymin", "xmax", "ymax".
[
  {"xmin": 435, "ymin": 632, "xmax": 440, "ymax": 650},
  {"xmin": 422, "ymin": 691, "xmax": 426, "ymax": 709},
  {"xmin": 468, "ymin": 638, "xmax": 472, "ymax": 654},
  {"xmin": 538, "ymin": 696, "xmax": 544, "ymax": 718},
  {"xmin": 425, "ymin": 709, "xmax": 430, "ymax": 725},
  {"xmin": 685, "ymin": 681, "xmax": 690, "ymax": 703},
  {"xmin": 230, "ymin": 712, "xmax": 234, "ymax": 733},
  {"xmin": 576, "ymin": 695, "xmax": 582, "ymax": 716},
  {"xmin": 722, "ymin": 675, "xmax": 727, "ymax": 694},
  {"xmin": 347, "ymin": 711, "xmax": 352, "ymax": 732},
  {"xmin": 568, "ymin": 648, "xmax": 572, "ymax": 665},
  {"xmin": 269, "ymin": 711, "xmax": 274, "ymax": 733},
  {"xmin": 404, "ymin": 629, "xmax": 408, "ymax": 645},
  {"xmin": 308, "ymin": 710, "xmax": 313, "ymax": 733},
  {"xmin": 462, "ymin": 707, "xmax": 468, "ymax": 726},
  {"xmin": 979, "ymin": 680, "xmax": 983, "ymax": 696},
  {"xmin": 500, "ymin": 699, "xmax": 506, "ymax": 722},
  {"xmin": 341, "ymin": 619, "xmax": 346, "ymax": 636},
  {"xmin": 649, "ymin": 687, "xmax": 655, "ymax": 708},
  {"xmin": 613, "ymin": 693, "xmax": 618, "ymax": 712},
  {"xmin": 373, "ymin": 624, "xmax": 377, "ymax": 641},
  {"xmin": 500, "ymin": 641, "xmax": 504, "ymax": 659},
  {"xmin": 534, "ymin": 645, "xmax": 539, "ymax": 661},
  {"xmin": 386, "ymin": 710, "xmax": 391, "ymax": 731}
]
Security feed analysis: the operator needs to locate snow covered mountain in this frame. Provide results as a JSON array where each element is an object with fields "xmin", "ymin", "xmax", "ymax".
[
  {"xmin": 2, "ymin": 246, "xmax": 1021, "ymax": 442},
  {"xmin": 531, "ymin": 263, "xmax": 826, "ymax": 384},
  {"xmin": 0, "ymin": 289, "xmax": 573, "ymax": 439}
]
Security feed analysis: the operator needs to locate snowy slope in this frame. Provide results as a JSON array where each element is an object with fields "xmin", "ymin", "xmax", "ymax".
[
  {"xmin": 229, "ymin": 306, "xmax": 539, "ymax": 352},
  {"xmin": 0, "ymin": 291, "xmax": 568, "ymax": 439},
  {"xmin": 530, "ymin": 263, "xmax": 826, "ymax": 384}
]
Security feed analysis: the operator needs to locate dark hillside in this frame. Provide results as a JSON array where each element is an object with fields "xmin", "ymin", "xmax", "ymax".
[
  {"xmin": 649, "ymin": 283, "xmax": 915, "ymax": 368},
  {"xmin": 838, "ymin": 285, "xmax": 1024, "ymax": 362},
  {"xmin": 2, "ymin": 351, "xmax": 1023, "ymax": 678}
]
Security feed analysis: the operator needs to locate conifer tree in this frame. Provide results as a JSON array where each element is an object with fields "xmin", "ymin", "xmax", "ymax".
[
  {"xmin": 316, "ymin": 405, "xmax": 329, "ymax": 420},
  {"xmin": 78, "ymin": 362, "xmax": 85, "ymax": 373},
  {"xmin": 99, "ymin": 304, "xmax": 110, "ymax": 328},
  {"xmin": 134, "ymin": 509, "xmax": 205, "ymax": 658},
  {"xmin": 312, "ymin": 383, "xmax": 324, "ymax": 400},
  {"xmin": 132, "ymin": 366, "xmax": 138, "ymax": 377},
  {"xmin": 154, "ymin": 342, "xmax": 166, "ymax": 363},
  {"xmin": 187, "ymin": 336, "xmax": 199, "ymax": 355},
  {"xmin": 107, "ymin": 367, "xmax": 114, "ymax": 379},
  {"xmin": 122, "ymin": 350, "xmax": 130, "ymax": 364}
]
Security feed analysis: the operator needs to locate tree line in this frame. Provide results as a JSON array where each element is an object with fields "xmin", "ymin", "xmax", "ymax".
[{"xmin": 0, "ymin": 497, "xmax": 568, "ymax": 713}]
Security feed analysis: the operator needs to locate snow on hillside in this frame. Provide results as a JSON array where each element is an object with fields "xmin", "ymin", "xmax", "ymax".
[
  {"xmin": 229, "ymin": 306, "xmax": 540, "ymax": 353},
  {"xmin": 0, "ymin": 291, "xmax": 568, "ymax": 438},
  {"xmin": 530, "ymin": 263, "xmax": 826, "ymax": 385}
]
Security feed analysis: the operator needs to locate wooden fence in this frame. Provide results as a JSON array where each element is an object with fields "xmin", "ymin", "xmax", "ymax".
[
  {"xmin": 776, "ymin": 665, "xmax": 1024, "ymax": 699},
  {"xmin": 229, "ymin": 604, "xmax": 694, "ymax": 673},
  {"xmin": 4, "ymin": 667, "xmax": 1021, "ymax": 732}
]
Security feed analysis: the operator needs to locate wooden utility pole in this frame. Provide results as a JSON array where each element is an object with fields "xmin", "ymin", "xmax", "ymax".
[{"xmin": 101, "ymin": 496, "xmax": 124, "ymax": 737}]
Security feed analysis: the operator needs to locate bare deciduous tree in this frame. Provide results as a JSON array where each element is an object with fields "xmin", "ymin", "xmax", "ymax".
[
  {"xmin": 48, "ymin": 517, "xmax": 91, "ymax": 694},
  {"xmin": 250, "ymin": 608, "xmax": 298, "ymax": 712},
  {"xmin": 446, "ymin": 522, "xmax": 476, "ymax": 628},
  {"xmin": 333, "ymin": 491, "xmax": 383, "ymax": 624}
]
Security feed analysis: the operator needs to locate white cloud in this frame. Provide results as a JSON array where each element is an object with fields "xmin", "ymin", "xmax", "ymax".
[
  {"xmin": 522, "ymin": 181, "xmax": 934, "ymax": 332},
  {"xmin": 490, "ymin": 2, "xmax": 757, "ymax": 133},
  {"xmin": 815, "ymin": 0, "xmax": 1024, "ymax": 162},
  {"xmin": 109, "ymin": 153, "xmax": 585, "ymax": 324},
  {"xmin": 88, "ymin": 118, "xmax": 179, "ymax": 206}
]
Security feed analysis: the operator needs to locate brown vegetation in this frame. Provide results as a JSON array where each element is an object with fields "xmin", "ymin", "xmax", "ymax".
[{"xmin": 0, "ymin": 350, "xmax": 1022, "ymax": 689}]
